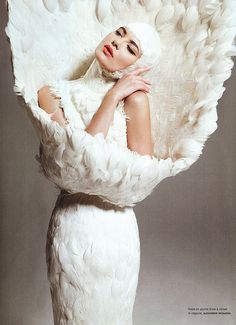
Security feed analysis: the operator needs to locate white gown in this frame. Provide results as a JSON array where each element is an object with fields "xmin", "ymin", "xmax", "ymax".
[
  {"xmin": 46, "ymin": 192, "xmax": 140, "ymax": 325},
  {"xmin": 45, "ymin": 59, "xmax": 140, "ymax": 325},
  {"xmin": 5, "ymin": 1, "xmax": 236, "ymax": 324}
]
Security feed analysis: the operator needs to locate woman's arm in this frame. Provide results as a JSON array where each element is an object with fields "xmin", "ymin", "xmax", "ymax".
[
  {"xmin": 79, "ymin": 90, "xmax": 154, "ymax": 157},
  {"xmin": 84, "ymin": 91, "xmax": 119, "ymax": 137},
  {"xmin": 37, "ymin": 67, "xmax": 153, "ymax": 156},
  {"xmin": 37, "ymin": 85, "xmax": 118, "ymax": 136},
  {"xmin": 37, "ymin": 86, "xmax": 68, "ymax": 127},
  {"xmin": 85, "ymin": 70, "xmax": 153, "ymax": 153},
  {"xmin": 124, "ymin": 91, "xmax": 154, "ymax": 156}
]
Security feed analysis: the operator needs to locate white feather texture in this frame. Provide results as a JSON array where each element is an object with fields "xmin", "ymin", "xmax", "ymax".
[
  {"xmin": 46, "ymin": 191, "xmax": 141, "ymax": 324},
  {"xmin": 5, "ymin": 1, "xmax": 236, "ymax": 324},
  {"xmin": 5, "ymin": 0, "xmax": 236, "ymax": 208}
]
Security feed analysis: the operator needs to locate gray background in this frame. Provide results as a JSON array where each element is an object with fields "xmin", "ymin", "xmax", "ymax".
[{"xmin": 1, "ymin": 2, "xmax": 235, "ymax": 325}]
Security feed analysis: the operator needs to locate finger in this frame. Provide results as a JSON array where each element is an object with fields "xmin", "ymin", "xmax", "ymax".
[
  {"xmin": 135, "ymin": 67, "xmax": 151, "ymax": 75},
  {"xmin": 134, "ymin": 81, "xmax": 151, "ymax": 92},
  {"xmin": 134, "ymin": 76, "xmax": 151, "ymax": 84},
  {"xmin": 142, "ymin": 86, "xmax": 151, "ymax": 93},
  {"xmin": 134, "ymin": 79, "xmax": 152, "ymax": 89},
  {"xmin": 125, "ymin": 68, "xmax": 150, "ymax": 78},
  {"xmin": 129, "ymin": 66, "xmax": 151, "ymax": 76}
]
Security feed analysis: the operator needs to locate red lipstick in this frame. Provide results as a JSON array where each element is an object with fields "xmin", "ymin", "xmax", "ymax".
[{"xmin": 103, "ymin": 44, "xmax": 113, "ymax": 57}]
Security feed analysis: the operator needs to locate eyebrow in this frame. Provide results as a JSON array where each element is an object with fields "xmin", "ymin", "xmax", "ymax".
[{"xmin": 119, "ymin": 26, "xmax": 140, "ymax": 55}]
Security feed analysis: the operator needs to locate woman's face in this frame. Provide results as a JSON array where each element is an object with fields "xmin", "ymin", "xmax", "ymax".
[{"xmin": 95, "ymin": 26, "xmax": 141, "ymax": 72}]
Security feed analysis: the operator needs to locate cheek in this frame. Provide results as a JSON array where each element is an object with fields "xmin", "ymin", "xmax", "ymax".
[
  {"xmin": 97, "ymin": 34, "xmax": 111, "ymax": 49},
  {"xmin": 116, "ymin": 49, "xmax": 136, "ymax": 67},
  {"xmin": 102, "ymin": 33, "xmax": 113, "ymax": 45}
]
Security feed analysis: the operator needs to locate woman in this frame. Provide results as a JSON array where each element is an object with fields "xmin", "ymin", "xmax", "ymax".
[{"xmin": 38, "ymin": 22, "xmax": 161, "ymax": 324}]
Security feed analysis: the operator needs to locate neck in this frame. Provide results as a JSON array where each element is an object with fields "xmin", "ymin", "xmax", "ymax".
[{"xmin": 81, "ymin": 57, "xmax": 117, "ymax": 94}]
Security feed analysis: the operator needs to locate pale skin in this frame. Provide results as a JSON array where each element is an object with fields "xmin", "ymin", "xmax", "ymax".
[{"xmin": 37, "ymin": 26, "xmax": 154, "ymax": 156}]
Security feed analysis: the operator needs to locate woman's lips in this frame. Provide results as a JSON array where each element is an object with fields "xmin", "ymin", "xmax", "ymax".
[{"xmin": 103, "ymin": 45, "xmax": 113, "ymax": 57}]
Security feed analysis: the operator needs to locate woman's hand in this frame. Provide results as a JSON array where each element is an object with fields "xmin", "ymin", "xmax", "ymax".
[{"xmin": 108, "ymin": 67, "xmax": 152, "ymax": 102}]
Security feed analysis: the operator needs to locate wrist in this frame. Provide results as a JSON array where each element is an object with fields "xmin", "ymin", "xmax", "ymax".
[{"xmin": 106, "ymin": 89, "xmax": 120, "ymax": 105}]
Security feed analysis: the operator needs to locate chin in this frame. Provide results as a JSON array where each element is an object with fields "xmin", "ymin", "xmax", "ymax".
[{"xmin": 95, "ymin": 48, "xmax": 114, "ymax": 71}]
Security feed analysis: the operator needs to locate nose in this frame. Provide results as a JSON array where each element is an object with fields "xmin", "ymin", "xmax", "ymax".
[
  {"xmin": 112, "ymin": 35, "xmax": 129, "ymax": 50},
  {"xmin": 112, "ymin": 40, "xmax": 118, "ymax": 50}
]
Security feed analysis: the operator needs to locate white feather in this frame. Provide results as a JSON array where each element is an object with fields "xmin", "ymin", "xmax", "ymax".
[
  {"xmin": 139, "ymin": 0, "xmax": 162, "ymax": 12},
  {"xmin": 96, "ymin": 0, "xmax": 112, "ymax": 22},
  {"xmin": 181, "ymin": 6, "xmax": 199, "ymax": 32},
  {"xmin": 58, "ymin": 0, "xmax": 73, "ymax": 12},
  {"xmin": 5, "ymin": 5, "xmax": 236, "ymax": 321},
  {"xmin": 155, "ymin": 5, "xmax": 174, "ymax": 30},
  {"xmin": 42, "ymin": 0, "xmax": 58, "ymax": 13}
]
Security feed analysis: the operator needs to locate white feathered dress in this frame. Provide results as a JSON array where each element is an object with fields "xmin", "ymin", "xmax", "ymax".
[
  {"xmin": 5, "ymin": 1, "xmax": 236, "ymax": 323},
  {"xmin": 45, "ymin": 58, "xmax": 141, "ymax": 325}
]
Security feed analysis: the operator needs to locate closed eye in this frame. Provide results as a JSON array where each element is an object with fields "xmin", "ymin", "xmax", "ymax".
[
  {"xmin": 127, "ymin": 45, "xmax": 135, "ymax": 55},
  {"xmin": 115, "ymin": 30, "xmax": 122, "ymax": 36},
  {"xmin": 115, "ymin": 30, "xmax": 136, "ymax": 56}
]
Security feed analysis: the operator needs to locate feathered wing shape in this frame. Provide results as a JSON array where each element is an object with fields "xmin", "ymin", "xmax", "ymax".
[{"xmin": 5, "ymin": 0, "xmax": 236, "ymax": 207}]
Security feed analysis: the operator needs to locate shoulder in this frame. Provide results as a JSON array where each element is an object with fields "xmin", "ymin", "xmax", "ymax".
[
  {"xmin": 124, "ymin": 91, "xmax": 150, "ymax": 121},
  {"xmin": 124, "ymin": 91, "xmax": 149, "ymax": 106}
]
